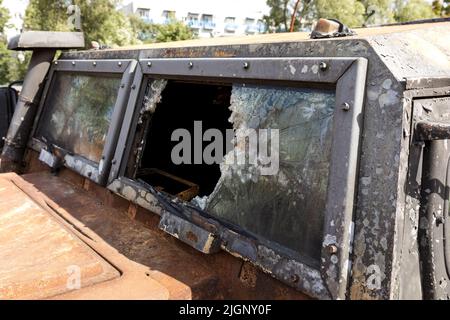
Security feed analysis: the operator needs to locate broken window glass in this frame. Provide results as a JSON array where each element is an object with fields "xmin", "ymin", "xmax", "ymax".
[
  {"xmin": 35, "ymin": 72, "xmax": 122, "ymax": 163},
  {"xmin": 203, "ymin": 84, "xmax": 336, "ymax": 264}
]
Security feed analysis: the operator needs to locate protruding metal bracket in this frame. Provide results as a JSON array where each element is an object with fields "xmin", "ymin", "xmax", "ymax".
[{"xmin": 415, "ymin": 120, "xmax": 450, "ymax": 141}]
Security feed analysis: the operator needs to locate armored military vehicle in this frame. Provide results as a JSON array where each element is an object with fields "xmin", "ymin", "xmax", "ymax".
[{"xmin": 0, "ymin": 19, "xmax": 449, "ymax": 300}]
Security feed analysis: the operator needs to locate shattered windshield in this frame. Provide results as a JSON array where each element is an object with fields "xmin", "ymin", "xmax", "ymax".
[
  {"xmin": 35, "ymin": 72, "xmax": 122, "ymax": 163},
  {"xmin": 203, "ymin": 84, "xmax": 336, "ymax": 263}
]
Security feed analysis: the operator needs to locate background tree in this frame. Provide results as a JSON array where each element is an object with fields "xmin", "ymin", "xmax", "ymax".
[
  {"xmin": 361, "ymin": 0, "xmax": 395, "ymax": 25},
  {"xmin": 0, "ymin": 0, "xmax": 11, "ymax": 84},
  {"xmin": 153, "ymin": 19, "xmax": 194, "ymax": 43},
  {"xmin": 315, "ymin": 0, "xmax": 366, "ymax": 27},
  {"xmin": 395, "ymin": 0, "xmax": 436, "ymax": 22},
  {"xmin": 24, "ymin": 0, "xmax": 138, "ymax": 47},
  {"xmin": 432, "ymin": 0, "xmax": 450, "ymax": 16},
  {"xmin": 264, "ymin": 0, "xmax": 291, "ymax": 32},
  {"xmin": 0, "ymin": 0, "xmax": 28, "ymax": 84},
  {"xmin": 265, "ymin": 0, "xmax": 438, "ymax": 32}
]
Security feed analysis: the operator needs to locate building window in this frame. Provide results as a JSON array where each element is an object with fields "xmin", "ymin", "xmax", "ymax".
[
  {"xmin": 224, "ymin": 17, "xmax": 237, "ymax": 33},
  {"xmin": 201, "ymin": 14, "xmax": 215, "ymax": 30},
  {"xmin": 257, "ymin": 19, "xmax": 266, "ymax": 33},
  {"xmin": 162, "ymin": 10, "xmax": 176, "ymax": 24},
  {"xmin": 186, "ymin": 13, "xmax": 201, "ymax": 29},
  {"xmin": 137, "ymin": 8, "xmax": 151, "ymax": 23},
  {"xmin": 245, "ymin": 18, "xmax": 258, "ymax": 34}
]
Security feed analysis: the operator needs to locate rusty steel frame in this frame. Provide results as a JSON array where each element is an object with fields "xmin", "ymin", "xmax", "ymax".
[
  {"xmin": 106, "ymin": 57, "xmax": 368, "ymax": 299},
  {"xmin": 28, "ymin": 59, "xmax": 138, "ymax": 185}
]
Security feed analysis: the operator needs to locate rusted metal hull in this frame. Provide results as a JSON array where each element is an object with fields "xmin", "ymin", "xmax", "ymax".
[{"xmin": 0, "ymin": 156, "xmax": 309, "ymax": 299}]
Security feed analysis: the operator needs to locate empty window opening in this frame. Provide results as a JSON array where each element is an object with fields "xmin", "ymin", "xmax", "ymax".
[{"xmin": 136, "ymin": 81, "xmax": 233, "ymax": 198}]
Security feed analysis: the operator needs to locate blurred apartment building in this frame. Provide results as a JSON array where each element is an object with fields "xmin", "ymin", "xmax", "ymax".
[{"xmin": 120, "ymin": 0, "xmax": 269, "ymax": 38}]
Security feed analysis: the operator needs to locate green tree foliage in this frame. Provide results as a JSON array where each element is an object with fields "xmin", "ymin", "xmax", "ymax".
[
  {"xmin": 153, "ymin": 19, "xmax": 194, "ymax": 43},
  {"xmin": 395, "ymin": 0, "xmax": 436, "ymax": 22},
  {"xmin": 24, "ymin": 0, "xmax": 138, "ymax": 47},
  {"xmin": 0, "ymin": 0, "xmax": 11, "ymax": 84},
  {"xmin": 265, "ymin": 0, "xmax": 438, "ymax": 32},
  {"xmin": 361, "ymin": 0, "xmax": 395, "ymax": 25},
  {"xmin": 315, "ymin": 0, "xmax": 366, "ymax": 27},
  {"xmin": 264, "ymin": 0, "xmax": 290, "ymax": 32},
  {"xmin": 128, "ymin": 14, "xmax": 194, "ymax": 43},
  {"xmin": 432, "ymin": 0, "xmax": 450, "ymax": 16},
  {"xmin": 1, "ymin": 0, "xmax": 28, "ymax": 84},
  {"xmin": 24, "ymin": 1, "xmax": 195, "ymax": 46}
]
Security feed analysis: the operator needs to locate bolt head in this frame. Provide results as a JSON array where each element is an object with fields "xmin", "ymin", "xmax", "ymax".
[
  {"xmin": 92, "ymin": 61, "xmax": 97, "ymax": 66},
  {"xmin": 327, "ymin": 244, "xmax": 338, "ymax": 254},
  {"xmin": 188, "ymin": 62, "xmax": 194, "ymax": 68},
  {"xmin": 341, "ymin": 102, "xmax": 351, "ymax": 111},
  {"xmin": 118, "ymin": 62, "xmax": 122, "ymax": 67},
  {"xmin": 147, "ymin": 61, "xmax": 152, "ymax": 67},
  {"xmin": 243, "ymin": 62, "xmax": 250, "ymax": 69},
  {"xmin": 319, "ymin": 62, "xmax": 328, "ymax": 71},
  {"xmin": 71, "ymin": 61, "xmax": 76, "ymax": 65}
]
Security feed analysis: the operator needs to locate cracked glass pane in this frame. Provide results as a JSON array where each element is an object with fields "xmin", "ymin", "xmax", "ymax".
[
  {"xmin": 35, "ymin": 72, "xmax": 122, "ymax": 163},
  {"xmin": 205, "ymin": 84, "xmax": 335, "ymax": 263}
]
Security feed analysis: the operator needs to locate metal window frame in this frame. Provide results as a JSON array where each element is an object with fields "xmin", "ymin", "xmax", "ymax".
[
  {"xmin": 108, "ymin": 57, "xmax": 368, "ymax": 299},
  {"xmin": 29, "ymin": 59, "xmax": 138, "ymax": 185}
]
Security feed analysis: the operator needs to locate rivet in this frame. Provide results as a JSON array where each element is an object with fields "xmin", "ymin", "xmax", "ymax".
[
  {"xmin": 92, "ymin": 61, "xmax": 97, "ymax": 66},
  {"xmin": 54, "ymin": 61, "xmax": 58, "ymax": 65},
  {"xmin": 188, "ymin": 61, "xmax": 194, "ymax": 68},
  {"xmin": 87, "ymin": 172, "xmax": 92, "ymax": 177},
  {"xmin": 118, "ymin": 61, "xmax": 122, "ymax": 67},
  {"xmin": 120, "ymin": 84, "xmax": 125, "ymax": 88},
  {"xmin": 147, "ymin": 61, "xmax": 152, "ymax": 67},
  {"xmin": 112, "ymin": 159, "xmax": 117, "ymax": 165},
  {"xmin": 319, "ymin": 62, "xmax": 328, "ymax": 71},
  {"xmin": 131, "ymin": 84, "xmax": 136, "ymax": 90},
  {"xmin": 341, "ymin": 102, "xmax": 350, "ymax": 111},
  {"xmin": 243, "ymin": 62, "xmax": 250, "ymax": 69},
  {"xmin": 327, "ymin": 244, "xmax": 338, "ymax": 254},
  {"xmin": 71, "ymin": 61, "xmax": 76, "ymax": 66}
]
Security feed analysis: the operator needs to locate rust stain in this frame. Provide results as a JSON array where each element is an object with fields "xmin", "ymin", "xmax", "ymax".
[{"xmin": 0, "ymin": 174, "xmax": 120, "ymax": 299}]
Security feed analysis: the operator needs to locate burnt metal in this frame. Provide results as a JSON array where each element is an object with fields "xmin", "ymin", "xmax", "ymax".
[
  {"xmin": 406, "ymin": 77, "xmax": 450, "ymax": 90},
  {"xmin": 416, "ymin": 120, "xmax": 450, "ymax": 141},
  {"xmin": 5, "ymin": 21, "xmax": 450, "ymax": 299},
  {"xmin": 310, "ymin": 19, "xmax": 356, "ymax": 39},
  {"xmin": 1, "ymin": 49, "xmax": 56, "ymax": 172},
  {"xmin": 7, "ymin": 31, "xmax": 84, "ymax": 51},
  {"xmin": 138, "ymin": 57, "xmax": 354, "ymax": 84},
  {"xmin": 28, "ymin": 59, "xmax": 138, "ymax": 185},
  {"xmin": 416, "ymin": 97, "xmax": 450, "ymax": 300},
  {"xmin": 0, "ymin": 86, "xmax": 17, "ymax": 150},
  {"xmin": 108, "ymin": 57, "xmax": 368, "ymax": 300}
]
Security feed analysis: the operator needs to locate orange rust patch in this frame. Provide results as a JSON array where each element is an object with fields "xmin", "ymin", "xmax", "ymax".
[{"xmin": 0, "ymin": 174, "xmax": 120, "ymax": 299}]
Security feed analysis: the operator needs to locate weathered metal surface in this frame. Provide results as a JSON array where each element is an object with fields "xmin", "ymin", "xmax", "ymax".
[
  {"xmin": 56, "ymin": 21, "xmax": 450, "ymax": 299},
  {"xmin": 0, "ymin": 173, "xmax": 120, "ymax": 299},
  {"xmin": 159, "ymin": 211, "xmax": 221, "ymax": 254},
  {"xmin": 8, "ymin": 31, "xmax": 84, "ymax": 51},
  {"xmin": 19, "ymin": 166, "xmax": 309, "ymax": 299},
  {"xmin": 0, "ymin": 21, "xmax": 445, "ymax": 299},
  {"xmin": 1, "ymin": 50, "xmax": 55, "ymax": 173},
  {"xmin": 414, "ymin": 97, "xmax": 450, "ymax": 300},
  {"xmin": 416, "ymin": 119, "xmax": 450, "ymax": 141}
]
